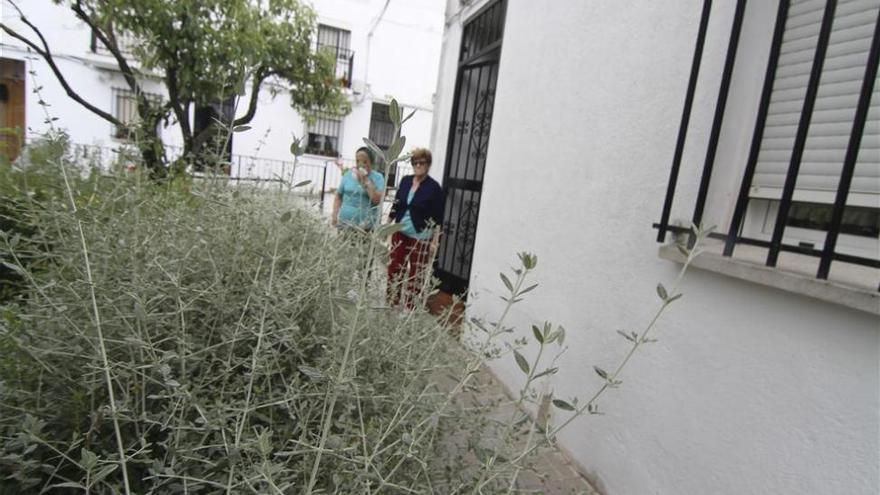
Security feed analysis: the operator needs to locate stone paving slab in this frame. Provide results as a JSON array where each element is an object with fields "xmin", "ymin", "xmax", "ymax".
[{"xmin": 467, "ymin": 369, "xmax": 600, "ymax": 495}]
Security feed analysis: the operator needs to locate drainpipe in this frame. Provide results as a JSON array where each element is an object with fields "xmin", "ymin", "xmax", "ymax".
[{"xmin": 360, "ymin": 0, "xmax": 391, "ymax": 102}]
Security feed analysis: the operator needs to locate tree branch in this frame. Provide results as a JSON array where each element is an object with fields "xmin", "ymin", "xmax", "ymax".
[
  {"xmin": 69, "ymin": 1, "xmax": 149, "ymax": 112},
  {"xmin": 232, "ymin": 68, "xmax": 273, "ymax": 127},
  {"xmin": 165, "ymin": 65, "xmax": 193, "ymax": 145},
  {"xmin": 0, "ymin": 4, "xmax": 123, "ymax": 127}
]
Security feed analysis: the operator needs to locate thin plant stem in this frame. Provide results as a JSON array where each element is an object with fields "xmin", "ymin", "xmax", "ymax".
[
  {"xmin": 480, "ymin": 233, "xmax": 705, "ymax": 489},
  {"xmin": 379, "ymin": 266, "xmax": 531, "ymax": 486},
  {"xmin": 227, "ymin": 231, "xmax": 282, "ymax": 493},
  {"xmin": 57, "ymin": 158, "xmax": 132, "ymax": 495}
]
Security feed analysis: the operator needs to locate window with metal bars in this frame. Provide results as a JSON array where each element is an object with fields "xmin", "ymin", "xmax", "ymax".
[
  {"xmin": 112, "ymin": 88, "xmax": 161, "ymax": 140},
  {"xmin": 369, "ymin": 103, "xmax": 394, "ymax": 151},
  {"xmin": 316, "ymin": 24, "xmax": 354, "ymax": 88},
  {"xmin": 369, "ymin": 102, "xmax": 397, "ymax": 183},
  {"xmin": 305, "ymin": 112, "xmax": 343, "ymax": 157},
  {"xmin": 655, "ymin": 0, "xmax": 879, "ymax": 285}
]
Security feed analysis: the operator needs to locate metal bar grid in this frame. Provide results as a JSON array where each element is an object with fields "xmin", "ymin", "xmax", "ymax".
[
  {"xmin": 655, "ymin": 224, "xmax": 880, "ymax": 269},
  {"xmin": 656, "ymin": 0, "xmax": 714, "ymax": 243},
  {"xmin": 690, "ymin": 0, "xmax": 748, "ymax": 247},
  {"xmin": 765, "ymin": 0, "xmax": 838, "ymax": 267},
  {"xmin": 655, "ymin": 0, "xmax": 880, "ymax": 286},
  {"xmin": 724, "ymin": 0, "xmax": 791, "ymax": 257},
  {"xmin": 817, "ymin": 7, "xmax": 880, "ymax": 279}
]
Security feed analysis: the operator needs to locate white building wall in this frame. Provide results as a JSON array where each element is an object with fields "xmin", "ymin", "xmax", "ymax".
[
  {"xmin": 433, "ymin": 1, "xmax": 879, "ymax": 494},
  {"xmin": 1, "ymin": 0, "xmax": 442, "ymax": 168}
]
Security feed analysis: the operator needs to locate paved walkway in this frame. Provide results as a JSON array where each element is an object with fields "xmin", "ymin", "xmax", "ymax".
[
  {"xmin": 514, "ymin": 449, "xmax": 599, "ymax": 494},
  {"xmin": 467, "ymin": 369, "xmax": 600, "ymax": 495},
  {"xmin": 327, "ymin": 221, "xmax": 600, "ymax": 494}
]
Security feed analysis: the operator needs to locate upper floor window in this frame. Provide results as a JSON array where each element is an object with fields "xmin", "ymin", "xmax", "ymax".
[
  {"xmin": 316, "ymin": 24, "xmax": 354, "ymax": 88},
  {"xmin": 91, "ymin": 30, "xmax": 139, "ymax": 56}
]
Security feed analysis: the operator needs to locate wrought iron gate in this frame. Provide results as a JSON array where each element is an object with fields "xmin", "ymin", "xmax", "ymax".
[{"xmin": 436, "ymin": 0, "xmax": 507, "ymax": 296}]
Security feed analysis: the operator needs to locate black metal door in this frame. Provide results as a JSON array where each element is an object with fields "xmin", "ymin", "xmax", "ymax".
[{"xmin": 436, "ymin": 0, "xmax": 506, "ymax": 296}]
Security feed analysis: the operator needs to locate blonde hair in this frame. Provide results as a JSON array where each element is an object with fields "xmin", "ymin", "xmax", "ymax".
[{"xmin": 410, "ymin": 147, "xmax": 432, "ymax": 166}]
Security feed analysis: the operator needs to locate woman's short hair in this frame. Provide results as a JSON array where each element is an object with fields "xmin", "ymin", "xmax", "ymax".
[
  {"xmin": 410, "ymin": 147, "xmax": 432, "ymax": 166},
  {"xmin": 355, "ymin": 146, "xmax": 375, "ymax": 166}
]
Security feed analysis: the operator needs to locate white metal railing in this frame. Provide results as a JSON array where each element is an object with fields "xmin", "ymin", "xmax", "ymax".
[{"xmin": 21, "ymin": 139, "xmax": 413, "ymax": 210}]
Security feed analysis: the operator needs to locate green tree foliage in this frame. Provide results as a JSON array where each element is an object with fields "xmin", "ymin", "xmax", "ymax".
[{"xmin": 0, "ymin": 0, "xmax": 349, "ymax": 175}]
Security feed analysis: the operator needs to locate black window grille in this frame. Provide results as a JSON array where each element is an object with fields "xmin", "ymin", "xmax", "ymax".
[
  {"xmin": 305, "ymin": 112, "xmax": 343, "ymax": 157},
  {"xmin": 369, "ymin": 102, "xmax": 397, "ymax": 182},
  {"xmin": 458, "ymin": 0, "xmax": 505, "ymax": 62},
  {"xmin": 655, "ymin": 0, "xmax": 880, "ymax": 286},
  {"xmin": 369, "ymin": 103, "xmax": 394, "ymax": 150},
  {"xmin": 112, "ymin": 88, "xmax": 161, "ymax": 140},
  {"xmin": 316, "ymin": 24, "xmax": 354, "ymax": 88}
]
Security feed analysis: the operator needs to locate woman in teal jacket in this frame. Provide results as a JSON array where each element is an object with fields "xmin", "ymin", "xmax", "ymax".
[{"xmin": 331, "ymin": 146, "xmax": 386, "ymax": 231}]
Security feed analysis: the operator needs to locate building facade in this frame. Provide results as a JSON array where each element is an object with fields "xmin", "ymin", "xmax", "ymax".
[
  {"xmin": 432, "ymin": 0, "xmax": 879, "ymax": 493},
  {"xmin": 0, "ymin": 0, "xmax": 443, "ymax": 187}
]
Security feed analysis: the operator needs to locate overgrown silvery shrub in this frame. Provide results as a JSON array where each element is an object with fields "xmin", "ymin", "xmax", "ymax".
[
  {"xmin": 0, "ymin": 140, "xmax": 513, "ymax": 493},
  {"xmin": 1, "ymin": 121, "xmax": 707, "ymax": 494}
]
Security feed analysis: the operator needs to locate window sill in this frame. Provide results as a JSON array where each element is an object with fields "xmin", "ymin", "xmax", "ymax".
[{"xmin": 659, "ymin": 239, "xmax": 879, "ymax": 316}]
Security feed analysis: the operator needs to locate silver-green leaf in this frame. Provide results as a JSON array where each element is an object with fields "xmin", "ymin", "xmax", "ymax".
[
  {"xmin": 499, "ymin": 273, "xmax": 513, "ymax": 292},
  {"xmin": 518, "ymin": 283, "xmax": 539, "ymax": 295},
  {"xmin": 533, "ymin": 367, "xmax": 558, "ymax": 379},
  {"xmin": 513, "ymin": 350, "xmax": 530, "ymax": 375},
  {"xmin": 552, "ymin": 399, "xmax": 575, "ymax": 411},
  {"xmin": 656, "ymin": 283, "xmax": 668, "ymax": 301},
  {"xmin": 363, "ymin": 137, "xmax": 387, "ymax": 163},
  {"xmin": 532, "ymin": 325, "xmax": 544, "ymax": 344},
  {"xmin": 376, "ymin": 222, "xmax": 405, "ymax": 238},
  {"xmin": 389, "ymin": 99, "xmax": 401, "ymax": 125}
]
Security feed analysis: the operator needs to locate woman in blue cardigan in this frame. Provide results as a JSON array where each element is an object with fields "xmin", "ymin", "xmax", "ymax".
[{"xmin": 387, "ymin": 147, "xmax": 445, "ymax": 309}]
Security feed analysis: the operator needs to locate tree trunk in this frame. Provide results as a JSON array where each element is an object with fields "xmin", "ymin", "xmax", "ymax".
[{"xmin": 136, "ymin": 118, "xmax": 167, "ymax": 179}]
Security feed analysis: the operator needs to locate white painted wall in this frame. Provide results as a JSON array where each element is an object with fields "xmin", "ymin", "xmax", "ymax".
[
  {"xmin": 1, "ymin": 0, "xmax": 442, "ymax": 168},
  {"xmin": 1, "ymin": 1, "xmax": 185, "ymax": 150},
  {"xmin": 433, "ymin": 1, "xmax": 880, "ymax": 494}
]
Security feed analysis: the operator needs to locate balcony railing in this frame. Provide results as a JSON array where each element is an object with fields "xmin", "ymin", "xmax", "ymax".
[
  {"xmin": 316, "ymin": 43, "xmax": 354, "ymax": 88},
  {"xmin": 17, "ymin": 139, "xmax": 412, "ymax": 213},
  {"xmin": 90, "ymin": 30, "xmax": 140, "ymax": 56}
]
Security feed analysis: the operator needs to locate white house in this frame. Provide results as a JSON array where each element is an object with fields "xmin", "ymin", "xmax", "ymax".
[
  {"xmin": 431, "ymin": 0, "xmax": 879, "ymax": 494},
  {"xmin": 0, "ymin": 0, "xmax": 443, "ymax": 189}
]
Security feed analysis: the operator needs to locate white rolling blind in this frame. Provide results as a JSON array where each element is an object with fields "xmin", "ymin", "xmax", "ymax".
[{"xmin": 751, "ymin": 0, "xmax": 880, "ymax": 208}]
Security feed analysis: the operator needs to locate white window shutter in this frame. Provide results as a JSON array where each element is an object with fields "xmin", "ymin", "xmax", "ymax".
[{"xmin": 751, "ymin": 0, "xmax": 880, "ymax": 208}]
